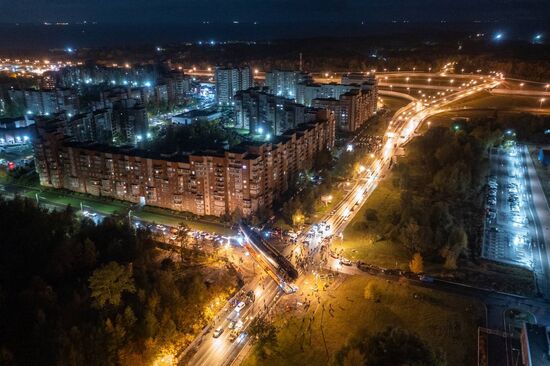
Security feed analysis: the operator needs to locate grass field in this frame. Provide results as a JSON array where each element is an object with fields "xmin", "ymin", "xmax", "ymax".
[
  {"xmin": 243, "ymin": 275, "xmax": 484, "ymax": 366},
  {"xmin": 445, "ymin": 90, "xmax": 550, "ymax": 111},
  {"xmin": 24, "ymin": 188, "xmax": 233, "ymax": 235},
  {"xmin": 380, "ymin": 95, "xmax": 411, "ymax": 112},
  {"xmin": 332, "ymin": 175, "xmax": 410, "ymax": 269}
]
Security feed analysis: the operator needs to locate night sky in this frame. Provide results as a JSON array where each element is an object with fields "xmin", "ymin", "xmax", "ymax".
[{"xmin": 0, "ymin": 0, "xmax": 548, "ymax": 24}]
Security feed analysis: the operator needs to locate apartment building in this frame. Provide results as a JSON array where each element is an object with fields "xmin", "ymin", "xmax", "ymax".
[
  {"xmin": 234, "ymin": 87, "xmax": 306, "ymax": 135},
  {"xmin": 215, "ymin": 66, "xmax": 253, "ymax": 105},
  {"xmin": 33, "ymin": 110, "xmax": 335, "ymax": 218},
  {"xmin": 265, "ymin": 69, "xmax": 311, "ymax": 100},
  {"xmin": 8, "ymin": 88, "xmax": 79, "ymax": 116},
  {"xmin": 312, "ymin": 83, "xmax": 377, "ymax": 132},
  {"xmin": 65, "ymin": 109, "xmax": 113, "ymax": 144}
]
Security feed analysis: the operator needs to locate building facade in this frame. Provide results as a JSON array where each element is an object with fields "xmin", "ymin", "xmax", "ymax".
[
  {"xmin": 265, "ymin": 70, "xmax": 311, "ymax": 100},
  {"xmin": 172, "ymin": 109, "xmax": 222, "ymax": 125},
  {"xmin": 34, "ymin": 110, "xmax": 335, "ymax": 218},
  {"xmin": 312, "ymin": 82, "xmax": 377, "ymax": 132},
  {"xmin": 234, "ymin": 88, "xmax": 306, "ymax": 135},
  {"xmin": 0, "ymin": 116, "xmax": 35, "ymax": 145},
  {"xmin": 111, "ymin": 99, "xmax": 148, "ymax": 144},
  {"xmin": 65, "ymin": 109, "xmax": 113, "ymax": 144},
  {"xmin": 215, "ymin": 66, "xmax": 253, "ymax": 105},
  {"xmin": 8, "ymin": 88, "xmax": 79, "ymax": 116}
]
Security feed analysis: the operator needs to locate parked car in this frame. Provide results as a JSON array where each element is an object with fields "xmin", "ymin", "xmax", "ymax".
[
  {"xmin": 419, "ymin": 275, "xmax": 434, "ymax": 283},
  {"xmin": 213, "ymin": 327, "xmax": 224, "ymax": 338}
]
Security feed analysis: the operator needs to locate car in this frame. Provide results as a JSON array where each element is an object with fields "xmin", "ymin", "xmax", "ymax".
[
  {"xmin": 419, "ymin": 275, "xmax": 434, "ymax": 283},
  {"xmin": 340, "ymin": 258, "xmax": 352, "ymax": 266},
  {"xmin": 213, "ymin": 327, "xmax": 224, "ymax": 338},
  {"xmin": 235, "ymin": 301, "xmax": 246, "ymax": 312},
  {"xmin": 228, "ymin": 320, "xmax": 236, "ymax": 329},
  {"xmin": 228, "ymin": 330, "xmax": 240, "ymax": 342},
  {"xmin": 232, "ymin": 320, "xmax": 244, "ymax": 331}
]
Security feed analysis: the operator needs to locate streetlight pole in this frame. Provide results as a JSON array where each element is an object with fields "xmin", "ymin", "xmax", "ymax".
[
  {"xmin": 540, "ymin": 98, "xmax": 546, "ymax": 109},
  {"xmin": 35, "ymin": 193, "xmax": 39, "ymax": 206}
]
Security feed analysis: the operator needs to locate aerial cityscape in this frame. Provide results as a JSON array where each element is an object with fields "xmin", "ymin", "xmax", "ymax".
[{"xmin": 0, "ymin": 1, "xmax": 549, "ymax": 366}]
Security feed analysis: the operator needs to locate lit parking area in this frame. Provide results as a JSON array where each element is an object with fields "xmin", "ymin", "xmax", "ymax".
[{"xmin": 482, "ymin": 146, "xmax": 534, "ymax": 268}]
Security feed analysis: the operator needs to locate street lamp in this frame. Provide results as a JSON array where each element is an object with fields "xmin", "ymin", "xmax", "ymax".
[
  {"xmin": 520, "ymin": 82, "xmax": 524, "ymax": 90},
  {"xmin": 540, "ymin": 98, "xmax": 546, "ymax": 109},
  {"xmin": 545, "ymin": 84, "xmax": 549, "ymax": 92}
]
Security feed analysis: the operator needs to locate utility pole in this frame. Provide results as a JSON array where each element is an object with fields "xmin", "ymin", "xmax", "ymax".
[{"xmin": 299, "ymin": 53, "xmax": 303, "ymax": 72}]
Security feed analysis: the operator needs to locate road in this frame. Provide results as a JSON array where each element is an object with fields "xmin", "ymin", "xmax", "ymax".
[
  {"xmin": 7, "ymin": 67, "xmax": 545, "ymax": 365},
  {"xmin": 521, "ymin": 145, "xmax": 550, "ymax": 296},
  {"xmin": 182, "ymin": 76, "xmax": 501, "ymax": 366},
  {"xmin": 185, "ymin": 279, "xmax": 281, "ymax": 366}
]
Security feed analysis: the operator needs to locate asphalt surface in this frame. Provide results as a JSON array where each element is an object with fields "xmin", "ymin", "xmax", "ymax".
[{"xmin": 483, "ymin": 147, "xmax": 534, "ymax": 269}]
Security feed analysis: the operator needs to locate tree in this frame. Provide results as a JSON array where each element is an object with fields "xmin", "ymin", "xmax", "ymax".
[
  {"xmin": 291, "ymin": 208, "xmax": 305, "ymax": 228},
  {"xmin": 409, "ymin": 252, "xmax": 424, "ymax": 274},
  {"xmin": 89, "ymin": 262, "xmax": 136, "ymax": 308},
  {"xmin": 401, "ymin": 218, "xmax": 421, "ymax": 252},
  {"xmin": 359, "ymin": 327, "xmax": 446, "ymax": 366},
  {"xmin": 364, "ymin": 281, "xmax": 382, "ymax": 302},
  {"xmin": 441, "ymin": 227, "xmax": 468, "ymax": 270},
  {"xmin": 365, "ymin": 208, "xmax": 378, "ymax": 222},
  {"xmin": 342, "ymin": 348, "xmax": 365, "ymax": 366},
  {"xmin": 248, "ymin": 317, "xmax": 278, "ymax": 359}
]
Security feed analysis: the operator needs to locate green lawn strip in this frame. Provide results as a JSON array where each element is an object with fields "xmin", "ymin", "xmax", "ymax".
[
  {"xmin": 243, "ymin": 275, "xmax": 483, "ymax": 366},
  {"xmin": 334, "ymin": 176, "xmax": 408, "ymax": 268},
  {"xmin": 380, "ymin": 96, "xmax": 410, "ymax": 112},
  {"xmin": 37, "ymin": 190, "xmax": 128, "ymax": 214},
  {"xmin": 24, "ymin": 187, "xmax": 233, "ymax": 235},
  {"xmin": 311, "ymin": 188, "xmax": 345, "ymax": 221},
  {"xmin": 135, "ymin": 209, "xmax": 233, "ymax": 235}
]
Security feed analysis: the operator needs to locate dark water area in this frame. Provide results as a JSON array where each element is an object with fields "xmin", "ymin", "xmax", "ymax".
[{"xmin": 0, "ymin": 21, "xmax": 546, "ymax": 52}]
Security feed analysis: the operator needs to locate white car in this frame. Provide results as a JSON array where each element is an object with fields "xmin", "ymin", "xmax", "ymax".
[
  {"xmin": 212, "ymin": 327, "xmax": 224, "ymax": 338},
  {"xmin": 235, "ymin": 301, "xmax": 246, "ymax": 312}
]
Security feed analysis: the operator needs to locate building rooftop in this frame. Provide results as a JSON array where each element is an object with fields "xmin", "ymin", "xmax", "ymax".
[{"xmin": 174, "ymin": 109, "xmax": 220, "ymax": 119}]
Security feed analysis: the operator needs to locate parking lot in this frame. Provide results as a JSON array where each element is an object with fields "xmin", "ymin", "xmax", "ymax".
[{"xmin": 482, "ymin": 146, "xmax": 534, "ymax": 268}]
